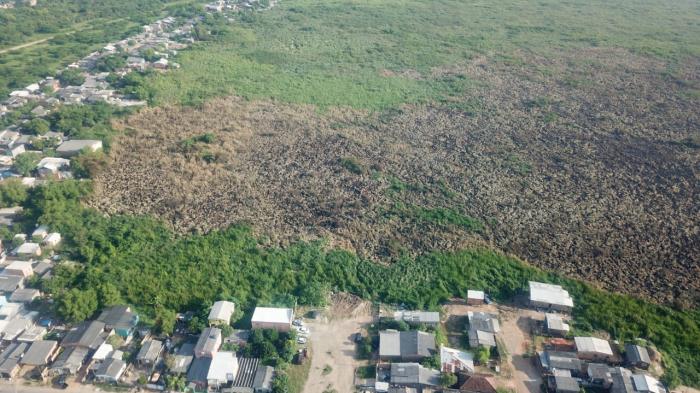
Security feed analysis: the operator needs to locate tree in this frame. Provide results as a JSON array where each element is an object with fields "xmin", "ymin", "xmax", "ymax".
[
  {"xmin": 476, "ymin": 345, "xmax": 490, "ymax": 365},
  {"xmin": 188, "ymin": 316, "xmax": 206, "ymax": 333},
  {"xmin": 0, "ymin": 179, "xmax": 28, "ymax": 207},
  {"xmin": 96, "ymin": 282, "xmax": 122, "ymax": 307},
  {"xmin": 165, "ymin": 374, "xmax": 186, "ymax": 392},
  {"xmin": 155, "ymin": 307, "xmax": 177, "ymax": 336},
  {"xmin": 72, "ymin": 150, "xmax": 107, "ymax": 178},
  {"xmin": 13, "ymin": 152, "xmax": 41, "ymax": 176},
  {"xmin": 23, "ymin": 118, "xmax": 50, "ymax": 135},
  {"xmin": 58, "ymin": 68, "xmax": 85, "ymax": 87},
  {"xmin": 421, "ymin": 354, "xmax": 440, "ymax": 369},
  {"xmin": 440, "ymin": 372, "xmax": 458, "ymax": 387},
  {"xmin": 56, "ymin": 288, "xmax": 98, "ymax": 323},
  {"xmin": 272, "ymin": 372, "xmax": 289, "ymax": 393}
]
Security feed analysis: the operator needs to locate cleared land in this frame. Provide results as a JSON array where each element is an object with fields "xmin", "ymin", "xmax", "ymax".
[{"xmin": 93, "ymin": 47, "xmax": 699, "ymax": 306}]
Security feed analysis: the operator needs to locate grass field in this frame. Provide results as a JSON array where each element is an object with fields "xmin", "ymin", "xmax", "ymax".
[{"xmin": 146, "ymin": 0, "xmax": 700, "ymax": 108}]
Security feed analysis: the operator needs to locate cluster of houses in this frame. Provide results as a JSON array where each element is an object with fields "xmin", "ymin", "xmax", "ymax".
[
  {"xmin": 0, "ymin": 297, "xmax": 295, "ymax": 392},
  {"xmin": 0, "ymin": 221, "xmax": 62, "ymax": 380},
  {"xmin": 528, "ymin": 281, "xmax": 667, "ymax": 393},
  {"xmin": 205, "ymin": 0, "xmax": 279, "ymax": 13},
  {"xmin": 0, "ymin": 15, "xmax": 200, "ymax": 184}
]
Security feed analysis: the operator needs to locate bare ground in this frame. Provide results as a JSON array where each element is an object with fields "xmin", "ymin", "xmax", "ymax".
[{"xmin": 90, "ymin": 48, "xmax": 700, "ymax": 306}]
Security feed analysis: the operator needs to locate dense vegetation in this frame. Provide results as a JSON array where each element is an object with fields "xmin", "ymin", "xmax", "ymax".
[
  {"xmin": 3, "ymin": 181, "xmax": 695, "ymax": 387},
  {"xmin": 145, "ymin": 0, "xmax": 700, "ymax": 108}
]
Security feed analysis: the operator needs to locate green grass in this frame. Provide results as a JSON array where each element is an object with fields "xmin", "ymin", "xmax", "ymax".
[
  {"xmin": 146, "ymin": 0, "xmax": 700, "ymax": 109},
  {"xmin": 287, "ymin": 360, "xmax": 311, "ymax": 393}
]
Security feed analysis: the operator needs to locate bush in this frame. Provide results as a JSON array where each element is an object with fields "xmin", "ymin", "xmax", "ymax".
[
  {"xmin": 23, "ymin": 118, "xmax": 50, "ymax": 135},
  {"xmin": 0, "ymin": 180, "xmax": 29, "ymax": 207},
  {"xmin": 13, "ymin": 152, "xmax": 41, "ymax": 176},
  {"xmin": 58, "ymin": 68, "xmax": 85, "ymax": 87}
]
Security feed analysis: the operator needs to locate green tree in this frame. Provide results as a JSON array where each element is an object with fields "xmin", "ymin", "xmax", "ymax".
[
  {"xmin": 440, "ymin": 372, "xmax": 458, "ymax": 387},
  {"xmin": 476, "ymin": 346, "xmax": 490, "ymax": 365},
  {"xmin": 165, "ymin": 374, "xmax": 186, "ymax": 392},
  {"xmin": 13, "ymin": 152, "xmax": 41, "ymax": 176},
  {"xmin": 96, "ymin": 282, "xmax": 122, "ymax": 307},
  {"xmin": 0, "ymin": 179, "xmax": 28, "ymax": 207},
  {"xmin": 272, "ymin": 372, "xmax": 289, "ymax": 393},
  {"xmin": 421, "ymin": 354, "xmax": 440, "ymax": 369},
  {"xmin": 56, "ymin": 288, "xmax": 98, "ymax": 323},
  {"xmin": 23, "ymin": 118, "xmax": 50, "ymax": 135},
  {"xmin": 58, "ymin": 68, "xmax": 85, "ymax": 87},
  {"xmin": 155, "ymin": 307, "xmax": 177, "ymax": 335}
]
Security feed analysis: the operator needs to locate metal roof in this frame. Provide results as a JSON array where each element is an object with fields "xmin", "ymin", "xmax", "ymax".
[
  {"xmin": 529, "ymin": 281, "xmax": 574, "ymax": 308},
  {"xmin": 209, "ymin": 301, "xmax": 235, "ymax": 323},
  {"xmin": 251, "ymin": 307, "xmax": 293, "ymax": 325},
  {"xmin": 21, "ymin": 340, "xmax": 57, "ymax": 366},
  {"xmin": 136, "ymin": 339, "xmax": 163, "ymax": 362},
  {"xmin": 379, "ymin": 330, "xmax": 435, "ymax": 358},
  {"xmin": 575, "ymin": 337, "xmax": 613, "ymax": 356},
  {"xmin": 393, "ymin": 311, "xmax": 440, "ymax": 324}
]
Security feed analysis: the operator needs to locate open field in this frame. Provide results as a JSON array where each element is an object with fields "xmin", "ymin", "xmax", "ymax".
[{"xmin": 94, "ymin": 47, "xmax": 699, "ymax": 307}]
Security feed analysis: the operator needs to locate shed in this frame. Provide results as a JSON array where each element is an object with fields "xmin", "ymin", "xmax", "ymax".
[
  {"xmin": 17, "ymin": 325, "xmax": 47, "ymax": 342},
  {"xmin": 92, "ymin": 342, "xmax": 114, "ymax": 362},
  {"xmin": 209, "ymin": 300, "xmax": 235, "ymax": 326},
  {"xmin": 251, "ymin": 307, "xmax": 293, "ymax": 332},
  {"xmin": 625, "ymin": 344, "xmax": 651, "ymax": 369},
  {"xmin": 467, "ymin": 290, "xmax": 485, "ymax": 305},
  {"xmin": 171, "ymin": 342, "xmax": 195, "ymax": 374},
  {"xmin": 31, "ymin": 226, "xmax": 49, "ymax": 241},
  {"xmin": 393, "ymin": 311, "xmax": 440, "ymax": 326}
]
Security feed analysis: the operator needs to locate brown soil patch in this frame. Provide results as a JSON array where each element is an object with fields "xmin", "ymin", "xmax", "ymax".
[{"xmin": 91, "ymin": 48, "xmax": 700, "ymax": 307}]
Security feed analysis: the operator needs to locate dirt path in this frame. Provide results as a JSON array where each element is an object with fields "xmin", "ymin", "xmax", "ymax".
[
  {"xmin": 303, "ymin": 296, "xmax": 372, "ymax": 393},
  {"xmin": 0, "ymin": 37, "xmax": 54, "ymax": 55},
  {"xmin": 499, "ymin": 308, "xmax": 544, "ymax": 393}
]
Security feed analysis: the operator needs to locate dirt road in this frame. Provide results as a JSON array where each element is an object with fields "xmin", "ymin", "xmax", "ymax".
[
  {"xmin": 499, "ymin": 308, "xmax": 544, "ymax": 393},
  {"xmin": 302, "ymin": 296, "xmax": 372, "ymax": 393},
  {"xmin": 0, "ymin": 37, "xmax": 54, "ymax": 55},
  {"xmin": 0, "ymin": 380, "xmax": 106, "ymax": 393}
]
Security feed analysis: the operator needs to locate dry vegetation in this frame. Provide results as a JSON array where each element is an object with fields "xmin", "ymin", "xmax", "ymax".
[{"xmin": 91, "ymin": 49, "xmax": 699, "ymax": 307}]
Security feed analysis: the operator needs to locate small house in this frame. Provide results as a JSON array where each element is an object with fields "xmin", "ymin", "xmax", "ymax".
[
  {"xmin": 631, "ymin": 374, "xmax": 665, "ymax": 393},
  {"xmin": 208, "ymin": 300, "xmax": 235, "ymax": 326},
  {"xmin": 0, "ymin": 275, "xmax": 24, "ymax": 295},
  {"xmin": 625, "ymin": 344, "xmax": 651, "ymax": 370},
  {"xmin": 548, "ymin": 375, "xmax": 580, "ymax": 393},
  {"xmin": 379, "ymin": 330, "xmax": 436, "ymax": 362},
  {"xmin": 97, "ymin": 305, "xmax": 139, "ymax": 339},
  {"xmin": 55, "ymin": 139, "xmax": 103, "ymax": 157},
  {"xmin": 42, "ymin": 233, "xmax": 62, "ymax": 248},
  {"xmin": 207, "ymin": 351, "xmax": 238, "ymax": 388},
  {"xmin": 251, "ymin": 307, "xmax": 293, "ymax": 332},
  {"xmin": 440, "ymin": 346, "xmax": 474, "ymax": 374},
  {"xmin": 545, "ymin": 313, "xmax": 570, "ymax": 337},
  {"xmin": 31, "ymin": 225, "xmax": 49, "ymax": 241},
  {"xmin": 136, "ymin": 339, "xmax": 164, "ymax": 366},
  {"xmin": 393, "ymin": 310, "xmax": 440, "ymax": 327},
  {"xmin": 94, "ymin": 357, "xmax": 126, "ymax": 384},
  {"xmin": 49, "ymin": 347, "xmax": 89, "ymax": 376},
  {"xmin": 459, "ymin": 374, "xmax": 498, "ymax": 393},
  {"xmin": 575, "ymin": 337, "xmax": 614, "ymax": 363},
  {"xmin": 9, "ymin": 288, "xmax": 40, "ymax": 303},
  {"xmin": 3, "ymin": 260, "xmax": 34, "ymax": 278},
  {"xmin": 12, "ymin": 242, "xmax": 42, "ymax": 259},
  {"xmin": 194, "ymin": 327, "xmax": 222, "ymax": 358},
  {"xmin": 20, "ymin": 339, "xmax": 58, "ymax": 369},
  {"xmin": 390, "ymin": 363, "xmax": 440, "ymax": 390},
  {"xmin": 587, "ymin": 363, "xmax": 613, "ymax": 389},
  {"xmin": 61, "ymin": 320, "xmax": 106, "ymax": 350}
]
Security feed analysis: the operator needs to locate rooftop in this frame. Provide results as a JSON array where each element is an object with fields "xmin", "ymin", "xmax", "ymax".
[
  {"xmin": 20, "ymin": 340, "xmax": 57, "ymax": 366},
  {"xmin": 393, "ymin": 311, "xmax": 440, "ymax": 324},
  {"xmin": 575, "ymin": 337, "xmax": 613, "ymax": 356},
  {"xmin": 136, "ymin": 339, "xmax": 163, "ymax": 362},
  {"xmin": 251, "ymin": 307, "xmax": 293, "ymax": 325},
  {"xmin": 379, "ymin": 330, "xmax": 435, "ymax": 358},
  {"xmin": 529, "ymin": 281, "xmax": 574, "ymax": 308},
  {"xmin": 209, "ymin": 300, "xmax": 235, "ymax": 323}
]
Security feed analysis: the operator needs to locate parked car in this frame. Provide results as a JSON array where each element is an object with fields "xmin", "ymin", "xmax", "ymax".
[
  {"xmin": 297, "ymin": 337, "xmax": 307, "ymax": 344},
  {"xmin": 293, "ymin": 318, "xmax": 303, "ymax": 326}
]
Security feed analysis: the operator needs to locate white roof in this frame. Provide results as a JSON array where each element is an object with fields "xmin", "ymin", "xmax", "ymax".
[
  {"xmin": 32, "ymin": 225, "xmax": 49, "ymax": 237},
  {"xmin": 632, "ymin": 374, "xmax": 663, "ymax": 393},
  {"xmin": 44, "ymin": 233, "xmax": 62, "ymax": 245},
  {"xmin": 15, "ymin": 242, "xmax": 41, "ymax": 255},
  {"xmin": 440, "ymin": 346, "xmax": 474, "ymax": 373},
  {"xmin": 375, "ymin": 381, "xmax": 390, "ymax": 392},
  {"xmin": 93, "ymin": 343, "xmax": 114, "ymax": 361},
  {"xmin": 37, "ymin": 157, "xmax": 70, "ymax": 170},
  {"xmin": 467, "ymin": 290, "xmax": 485, "ymax": 299},
  {"xmin": 251, "ymin": 307, "xmax": 293, "ymax": 324},
  {"xmin": 208, "ymin": 301, "xmax": 235, "ymax": 322},
  {"xmin": 207, "ymin": 351, "xmax": 238, "ymax": 382},
  {"xmin": 575, "ymin": 337, "xmax": 613, "ymax": 356},
  {"xmin": 529, "ymin": 281, "xmax": 574, "ymax": 308},
  {"xmin": 545, "ymin": 313, "xmax": 570, "ymax": 332}
]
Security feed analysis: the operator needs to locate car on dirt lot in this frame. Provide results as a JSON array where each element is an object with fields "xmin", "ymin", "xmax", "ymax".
[
  {"xmin": 293, "ymin": 318, "xmax": 303, "ymax": 326},
  {"xmin": 297, "ymin": 337, "xmax": 307, "ymax": 344}
]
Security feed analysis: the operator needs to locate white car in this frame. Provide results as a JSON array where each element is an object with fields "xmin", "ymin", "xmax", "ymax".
[{"xmin": 297, "ymin": 337, "xmax": 307, "ymax": 344}]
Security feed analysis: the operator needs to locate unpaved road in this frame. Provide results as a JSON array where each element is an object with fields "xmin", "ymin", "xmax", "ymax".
[
  {"xmin": 499, "ymin": 308, "xmax": 544, "ymax": 393},
  {"xmin": 0, "ymin": 37, "xmax": 54, "ymax": 54},
  {"xmin": 0, "ymin": 381, "xmax": 106, "ymax": 393},
  {"xmin": 303, "ymin": 298, "xmax": 373, "ymax": 393}
]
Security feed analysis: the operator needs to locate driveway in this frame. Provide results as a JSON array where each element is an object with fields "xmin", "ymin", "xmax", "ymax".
[{"xmin": 499, "ymin": 308, "xmax": 544, "ymax": 393}]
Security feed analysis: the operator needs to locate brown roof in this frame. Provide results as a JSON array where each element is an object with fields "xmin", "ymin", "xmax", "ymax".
[{"xmin": 460, "ymin": 374, "xmax": 497, "ymax": 393}]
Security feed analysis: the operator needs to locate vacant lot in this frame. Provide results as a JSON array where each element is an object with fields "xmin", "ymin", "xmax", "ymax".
[{"xmin": 94, "ymin": 47, "xmax": 699, "ymax": 306}]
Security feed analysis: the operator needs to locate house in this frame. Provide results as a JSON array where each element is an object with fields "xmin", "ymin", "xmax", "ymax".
[
  {"xmin": 7, "ymin": 144, "xmax": 25, "ymax": 158},
  {"xmin": 92, "ymin": 342, "xmax": 114, "ymax": 362},
  {"xmin": 251, "ymin": 365, "xmax": 275, "ymax": 393},
  {"xmin": 49, "ymin": 346, "xmax": 89, "ymax": 376},
  {"xmin": 97, "ymin": 305, "xmax": 139, "ymax": 339},
  {"xmin": 2, "ymin": 317, "xmax": 32, "ymax": 341},
  {"xmin": 538, "ymin": 351, "xmax": 584, "ymax": 376},
  {"xmin": 0, "ymin": 342, "xmax": 27, "ymax": 379},
  {"xmin": 126, "ymin": 57, "xmax": 147, "ymax": 70},
  {"xmin": 207, "ymin": 351, "xmax": 238, "ymax": 388},
  {"xmin": 12, "ymin": 243, "xmax": 41, "ymax": 259},
  {"xmin": 32, "ymin": 261, "xmax": 52, "ymax": 276},
  {"xmin": 440, "ymin": 346, "xmax": 474, "ymax": 374},
  {"xmin": 545, "ymin": 313, "xmax": 570, "ymax": 337},
  {"xmin": 43, "ymin": 233, "xmax": 62, "ymax": 248},
  {"xmin": 194, "ymin": 327, "xmax": 222, "ymax": 358},
  {"xmin": 631, "ymin": 374, "xmax": 665, "ymax": 393},
  {"xmin": 170, "ymin": 342, "xmax": 195, "ymax": 374},
  {"xmin": 20, "ymin": 339, "xmax": 58, "ymax": 368},
  {"xmin": 468, "ymin": 311, "xmax": 500, "ymax": 348},
  {"xmin": 31, "ymin": 225, "xmax": 49, "ymax": 241},
  {"xmin": 610, "ymin": 367, "xmax": 636, "ymax": 393},
  {"xmin": 136, "ymin": 339, "xmax": 163, "ymax": 366},
  {"xmin": 153, "ymin": 58, "xmax": 169, "ymax": 69},
  {"xmin": 30, "ymin": 106, "xmax": 48, "ymax": 117},
  {"xmin": 575, "ymin": 337, "xmax": 614, "ymax": 363},
  {"xmin": 9, "ymin": 288, "xmax": 40, "ymax": 303},
  {"xmin": 251, "ymin": 307, "xmax": 293, "ymax": 332},
  {"xmin": 529, "ymin": 282, "xmax": 574, "ymax": 312},
  {"xmin": 0, "ymin": 302, "xmax": 24, "ymax": 321},
  {"xmin": 61, "ymin": 320, "xmax": 106, "ymax": 350},
  {"xmin": 548, "ymin": 375, "xmax": 580, "ymax": 393},
  {"xmin": 3, "ymin": 260, "xmax": 34, "ymax": 277},
  {"xmin": 389, "ymin": 363, "xmax": 440, "ymax": 389},
  {"xmin": 0, "ymin": 206, "xmax": 22, "ymax": 226},
  {"xmin": 393, "ymin": 311, "xmax": 440, "ymax": 327},
  {"xmin": 459, "ymin": 374, "xmax": 498, "ymax": 393},
  {"xmin": 187, "ymin": 356, "xmax": 213, "ymax": 389},
  {"xmin": 467, "ymin": 290, "xmax": 485, "ymax": 305},
  {"xmin": 379, "ymin": 330, "xmax": 436, "ymax": 362},
  {"xmin": 36, "ymin": 157, "xmax": 70, "ymax": 177},
  {"xmin": 209, "ymin": 300, "xmax": 235, "ymax": 326},
  {"xmin": 0, "ymin": 275, "xmax": 24, "ymax": 295},
  {"xmin": 55, "ymin": 139, "xmax": 103, "ymax": 157},
  {"xmin": 625, "ymin": 344, "xmax": 651, "ymax": 370},
  {"xmin": 587, "ymin": 363, "xmax": 613, "ymax": 389},
  {"xmin": 94, "ymin": 357, "xmax": 126, "ymax": 384}
]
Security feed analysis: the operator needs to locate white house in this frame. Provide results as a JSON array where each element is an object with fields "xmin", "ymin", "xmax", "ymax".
[
  {"xmin": 208, "ymin": 301, "xmax": 235, "ymax": 326},
  {"xmin": 529, "ymin": 281, "xmax": 574, "ymax": 312},
  {"xmin": 251, "ymin": 307, "xmax": 294, "ymax": 332}
]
